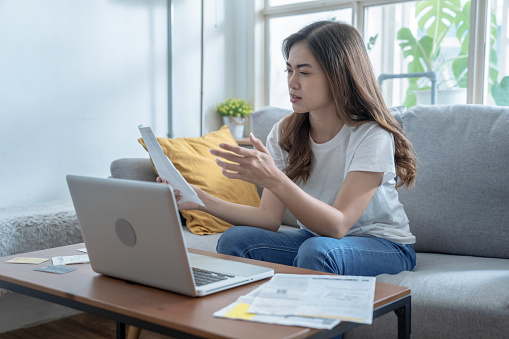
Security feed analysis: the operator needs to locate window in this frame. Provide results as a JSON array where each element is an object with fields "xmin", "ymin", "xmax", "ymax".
[
  {"xmin": 268, "ymin": 9, "xmax": 352, "ymax": 109},
  {"xmin": 486, "ymin": 0, "xmax": 509, "ymax": 106},
  {"xmin": 365, "ymin": 1, "xmax": 470, "ymax": 107},
  {"xmin": 259, "ymin": 0, "xmax": 508, "ymax": 108}
]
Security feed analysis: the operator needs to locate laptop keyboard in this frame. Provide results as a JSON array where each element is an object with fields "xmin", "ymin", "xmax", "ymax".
[{"xmin": 192, "ymin": 267, "xmax": 235, "ymax": 286}]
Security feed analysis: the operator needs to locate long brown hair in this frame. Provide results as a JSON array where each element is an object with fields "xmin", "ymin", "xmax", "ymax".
[{"xmin": 279, "ymin": 20, "xmax": 416, "ymax": 188}]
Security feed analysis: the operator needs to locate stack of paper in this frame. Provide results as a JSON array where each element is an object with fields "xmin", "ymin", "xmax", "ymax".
[{"xmin": 214, "ymin": 274, "xmax": 375, "ymax": 330}]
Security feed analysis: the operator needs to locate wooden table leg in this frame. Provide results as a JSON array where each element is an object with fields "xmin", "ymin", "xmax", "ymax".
[{"xmin": 127, "ymin": 326, "xmax": 142, "ymax": 339}]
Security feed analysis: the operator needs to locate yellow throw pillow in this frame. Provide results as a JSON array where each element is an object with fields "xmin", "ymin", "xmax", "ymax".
[{"xmin": 138, "ymin": 125, "xmax": 260, "ymax": 235}]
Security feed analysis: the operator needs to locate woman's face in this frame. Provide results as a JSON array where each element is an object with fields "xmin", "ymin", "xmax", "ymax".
[{"xmin": 286, "ymin": 42, "xmax": 334, "ymax": 115}]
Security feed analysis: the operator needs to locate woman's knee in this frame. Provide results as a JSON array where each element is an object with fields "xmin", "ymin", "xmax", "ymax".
[
  {"xmin": 294, "ymin": 236, "xmax": 417, "ymax": 276},
  {"xmin": 293, "ymin": 237, "xmax": 340, "ymax": 273},
  {"xmin": 216, "ymin": 226, "xmax": 249, "ymax": 256},
  {"xmin": 217, "ymin": 227, "xmax": 311, "ymax": 265}
]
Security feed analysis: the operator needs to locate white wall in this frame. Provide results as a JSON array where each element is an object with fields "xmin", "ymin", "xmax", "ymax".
[
  {"xmin": 0, "ymin": 0, "xmax": 169, "ymax": 208},
  {"xmin": 202, "ymin": 0, "xmax": 228, "ymax": 135},
  {"xmin": 177, "ymin": 0, "xmax": 250, "ymax": 136},
  {"xmin": 171, "ymin": 0, "xmax": 202, "ymax": 138},
  {"xmin": 0, "ymin": 0, "xmax": 253, "ymax": 331},
  {"xmin": 0, "ymin": 0, "xmax": 251, "ymax": 208}
]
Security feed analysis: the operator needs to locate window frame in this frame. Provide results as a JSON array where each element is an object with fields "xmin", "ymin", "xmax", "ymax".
[{"xmin": 253, "ymin": 0, "xmax": 494, "ymax": 108}]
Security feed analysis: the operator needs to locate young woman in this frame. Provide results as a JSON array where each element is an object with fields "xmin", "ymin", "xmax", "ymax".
[{"xmin": 165, "ymin": 20, "xmax": 417, "ymax": 277}]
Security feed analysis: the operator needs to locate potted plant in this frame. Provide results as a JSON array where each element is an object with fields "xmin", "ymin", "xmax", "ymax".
[
  {"xmin": 397, "ymin": 0, "xmax": 498, "ymax": 107},
  {"xmin": 216, "ymin": 98, "xmax": 253, "ymax": 138}
]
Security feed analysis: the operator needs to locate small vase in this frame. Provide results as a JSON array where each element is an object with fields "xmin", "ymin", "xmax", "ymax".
[{"xmin": 222, "ymin": 116, "xmax": 247, "ymax": 138}]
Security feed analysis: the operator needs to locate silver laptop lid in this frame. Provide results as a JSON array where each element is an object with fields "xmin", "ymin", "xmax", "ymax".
[{"xmin": 67, "ymin": 175, "xmax": 198, "ymax": 296}]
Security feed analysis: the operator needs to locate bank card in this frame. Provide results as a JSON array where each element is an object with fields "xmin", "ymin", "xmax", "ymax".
[{"xmin": 34, "ymin": 265, "xmax": 77, "ymax": 274}]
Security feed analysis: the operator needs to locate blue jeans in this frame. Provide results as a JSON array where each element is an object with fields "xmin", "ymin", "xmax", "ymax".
[{"xmin": 216, "ymin": 226, "xmax": 416, "ymax": 276}]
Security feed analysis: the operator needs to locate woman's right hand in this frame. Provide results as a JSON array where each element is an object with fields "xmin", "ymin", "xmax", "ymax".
[{"xmin": 209, "ymin": 133, "xmax": 284, "ymax": 190}]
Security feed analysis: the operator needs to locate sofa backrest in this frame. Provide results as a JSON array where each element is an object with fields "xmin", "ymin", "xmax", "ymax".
[
  {"xmin": 397, "ymin": 104, "xmax": 509, "ymax": 259},
  {"xmin": 251, "ymin": 106, "xmax": 292, "ymax": 145}
]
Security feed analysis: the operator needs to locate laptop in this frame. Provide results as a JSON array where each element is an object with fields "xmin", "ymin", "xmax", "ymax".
[{"xmin": 66, "ymin": 175, "xmax": 274, "ymax": 297}]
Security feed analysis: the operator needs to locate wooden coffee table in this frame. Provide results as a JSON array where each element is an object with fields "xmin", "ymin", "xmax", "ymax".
[{"xmin": 0, "ymin": 244, "xmax": 411, "ymax": 338}]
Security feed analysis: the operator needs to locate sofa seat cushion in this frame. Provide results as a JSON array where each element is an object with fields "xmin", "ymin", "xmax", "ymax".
[
  {"xmin": 182, "ymin": 224, "xmax": 299, "ymax": 253},
  {"xmin": 346, "ymin": 253, "xmax": 509, "ymax": 338}
]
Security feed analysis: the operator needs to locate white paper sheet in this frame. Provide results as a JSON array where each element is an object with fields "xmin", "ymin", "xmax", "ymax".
[
  {"xmin": 139, "ymin": 126, "xmax": 205, "ymax": 207},
  {"xmin": 213, "ymin": 283, "xmax": 341, "ymax": 329},
  {"xmin": 52, "ymin": 255, "xmax": 90, "ymax": 266},
  {"xmin": 248, "ymin": 274, "xmax": 376, "ymax": 324}
]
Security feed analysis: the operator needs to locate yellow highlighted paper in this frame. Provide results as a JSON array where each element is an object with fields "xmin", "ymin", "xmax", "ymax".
[
  {"xmin": 224, "ymin": 302, "xmax": 256, "ymax": 320},
  {"xmin": 5, "ymin": 257, "xmax": 49, "ymax": 264}
]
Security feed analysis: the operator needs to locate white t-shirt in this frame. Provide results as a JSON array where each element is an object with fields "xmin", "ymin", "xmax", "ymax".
[{"xmin": 266, "ymin": 119, "xmax": 416, "ymax": 245}]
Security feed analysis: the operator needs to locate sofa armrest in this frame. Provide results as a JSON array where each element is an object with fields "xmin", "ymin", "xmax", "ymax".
[{"xmin": 110, "ymin": 158, "xmax": 157, "ymax": 182}]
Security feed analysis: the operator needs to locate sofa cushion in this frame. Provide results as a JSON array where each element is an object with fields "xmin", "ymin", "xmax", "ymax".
[
  {"xmin": 110, "ymin": 158, "xmax": 156, "ymax": 182},
  {"xmin": 0, "ymin": 200, "xmax": 82, "ymax": 258},
  {"xmin": 138, "ymin": 125, "xmax": 261, "ymax": 235},
  {"xmin": 389, "ymin": 105, "xmax": 406, "ymax": 124},
  {"xmin": 347, "ymin": 252, "xmax": 509, "ymax": 338},
  {"xmin": 397, "ymin": 104, "xmax": 509, "ymax": 258},
  {"xmin": 0, "ymin": 200, "xmax": 83, "ymax": 297},
  {"xmin": 250, "ymin": 106, "xmax": 292, "ymax": 145}
]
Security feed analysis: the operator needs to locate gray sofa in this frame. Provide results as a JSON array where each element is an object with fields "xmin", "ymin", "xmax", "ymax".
[
  {"xmin": 111, "ymin": 104, "xmax": 509, "ymax": 338},
  {"xmin": 349, "ymin": 104, "xmax": 509, "ymax": 338},
  {"xmin": 0, "ymin": 201, "xmax": 83, "ymax": 332}
]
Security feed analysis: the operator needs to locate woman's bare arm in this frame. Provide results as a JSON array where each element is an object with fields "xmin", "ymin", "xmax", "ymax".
[{"xmin": 210, "ymin": 134, "xmax": 382, "ymax": 238}]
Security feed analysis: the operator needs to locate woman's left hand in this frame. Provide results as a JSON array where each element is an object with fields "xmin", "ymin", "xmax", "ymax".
[
  {"xmin": 209, "ymin": 133, "xmax": 283, "ymax": 190},
  {"xmin": 157, "ymin": 176, "xmax": 204, "ymax": 211}
]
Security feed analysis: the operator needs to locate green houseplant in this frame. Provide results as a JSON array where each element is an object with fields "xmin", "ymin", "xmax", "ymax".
[
  {"xmin": 216, "ymin": 98, "xmax": 253, "ymax": 138},
  {"xmin": 492, "ymin": 76, "xmax": 509, "ymax": 106},
  {"xmin": 397, "ymin": 0, "xmax": 499, "ymax": 107}
]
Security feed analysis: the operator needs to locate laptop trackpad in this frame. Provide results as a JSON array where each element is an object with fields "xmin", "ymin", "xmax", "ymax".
[{"xmin": 189, "ymin": 253, "xmax": 268, "ymax": 277}]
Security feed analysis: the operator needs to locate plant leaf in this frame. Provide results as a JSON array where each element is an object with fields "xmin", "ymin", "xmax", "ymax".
[
  {"xmin": 397, "ymin": 28, "xmax": 434, "ymax": 71},
  {"xmin": 492, "ymin": 76, "xmax": 509, "ymax": 106},
  {"xmin": 397, "ymin": 28, "xmax": 434, "ymax": 107},
  {"xmin": 454, "ymin": 0, "xmax": 470, "ymax": 54},
  {"xmin": 416, "ymin": 0, "xmax": 461, "ymax": 58},
  {"xmin": 452, "ymin": 52, "xmax": 468, "ymax": 88},
  {"xmin": 403, "ymin": 80, "xmax": 418, "ymax": 108}
]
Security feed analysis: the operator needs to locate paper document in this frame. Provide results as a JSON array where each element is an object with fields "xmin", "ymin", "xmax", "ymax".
[
  {"xmin": 248, "ymin": 274, "xmax": 376, "ymax": 324},
  {"xmin": 5, "ymin": 257, "xmax": 49, "ymax": 264},
  {"xmin": 52, "ymin": 255, "xmax": 90, "ymax": 266},
  {"xmin": 214, "ymin": 282, "xmax": 341, "ymax": 329},
  {"xmin": 139, "ymin": 126, "xmax": 205, "ymax": 207}
]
